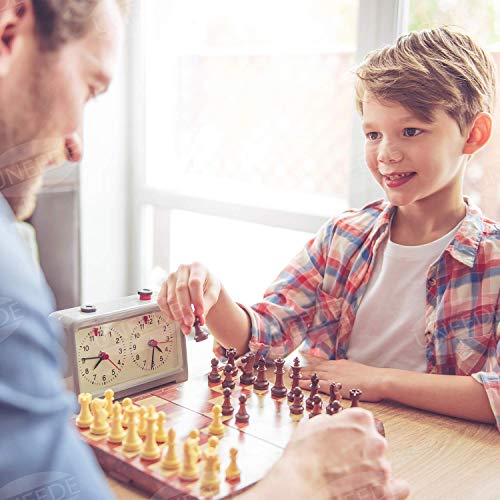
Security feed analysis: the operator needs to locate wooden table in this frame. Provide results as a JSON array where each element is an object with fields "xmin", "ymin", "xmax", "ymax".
[{"xmin": 106, "ymin": 340, "xmax": 500, "ymax": 500}]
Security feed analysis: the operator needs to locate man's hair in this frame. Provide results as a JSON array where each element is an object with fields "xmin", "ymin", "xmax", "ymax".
[
  {"xmin": 32, "ymin": 0, "xmax": 129, "ymax": 51},
  {"xmin": 355, "ymin": 26, "xmax": 497, "ymax": 135}
]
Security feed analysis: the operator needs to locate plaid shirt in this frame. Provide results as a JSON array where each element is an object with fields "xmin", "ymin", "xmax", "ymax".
[{"xmin": 217, "ymin": 198, "xmax": 500, "ymax": 430}]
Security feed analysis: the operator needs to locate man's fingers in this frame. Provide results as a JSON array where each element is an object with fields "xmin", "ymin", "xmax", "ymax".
[
  {"xmin": 188, "ymin": 262, "xmax": 207, "ymax": 320},
  {"xmin": 389, "ymin": 478, "xmax": 410, "ymax": 499},
  {"xmin": 175, "ymin": 264, "xmax": 195, "ymax": 326}
]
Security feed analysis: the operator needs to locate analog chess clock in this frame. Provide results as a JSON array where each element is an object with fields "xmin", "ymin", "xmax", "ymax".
[{"xmin": 50, "ymin": 289, "xmax": 188, "ymax": 398}]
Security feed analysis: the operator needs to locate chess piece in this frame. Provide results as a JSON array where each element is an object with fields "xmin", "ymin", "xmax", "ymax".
[
  {"xmin": 309, "ymin": 394, "xmax": 323, "ymax": 418},
  {"xmin": 331, "ymin": 400, "xmax": 343, "ymax": 414},
  {"xmin": 290, "ymin": 387, "xmax": 304, "ymax": 416},
  {"xmin": 305, "ymin": 373, "xmax": 320, "ymax": 410},
  {"xmin": 207, "ymin": 436, "xmax": 220, "ymax": 472},
  {"xmin": 235, "ymin": 394, "xmax": 249, "ymax": 424},
  {"xmin": 141, "ymin": 406, "xmax": 161, "ymax": 460},
  {"xmin": 179, "ymin": 439, "xmax": 199, "ymax": 481},
  {"xmin": 332, "ymin": 381, "xmax": 343, "ymax": 401},
  {"xmin": 189, "ymin": 429, "xmax": 201, "ymax": 462},
  {"xmin": 108, "ymin": 402, "xmax": 126, "ymax": 443},
  {"xmin": 208, "ymin": 405, "xmax": 225, "ymax": 436},
  {"xmin": 193, "ymin": 316, "xmax": 209, "ymax": 342},
  {"xmin": 121, "ymin": 397, "xmax": 133, "ymax": 428},
  {"xmin": 156, "ymin": 411, "xmax": 167, "ymax": 443},
  {"xmin": 226, "ymin": 348, "xmax": 239, "ymax": 377},
  {"xmin": 271, "ymin": 357, "xmax": 287, "ymax": 398},
  {"xmin": 76, "ymin": 393, "xmax": 93, "ymax": 428},
  {"xmin": 350, "ymin": 388, "xmax": 362, "ymax": 407},
  {"xmin": 253, "ymin": 356, "xmax": 269, "ymax": 391},
  {"xmin": 200, "ymin": 447, "xmax": 220, "ymax": 494},
  {"xmin": 138, "ymin": 406, "xmax": 147, "ymax": 437},
  {"xmin": 287, "ymin": 357, "xmax": 302, "ymax": 402},
  {"xmin": 326, "ymin": 384, "xmax": 338, "ymax": 415},
  {"xmin": 239, "ymin": 352, "xmax": 256, "ymax": 385},
  {"xmin": 90, "ymin": 399, "xmax": 109, "ymax": 435},
  {"xmin": 104, "ymin": 389, "xmax": 114, "ymax": 416},
  {"xmin": 225, "ymin": 447, "xmax": 241, "ymax": 481},
  {"xmin": 221, "ymin": 387, "xmax": 234, "ymax": 416},
  {"xmin": 122, "ymin": 406, "xmax": 143, "ymax": 452},
  {"xmin": 208, "ymin": 358, "xmax": 221, "ymax": 384},
  {"xmin": 222, "ymin": 364, "xmax": 236, "ymax": 389},
  {"xmin": 161, "ymin": 428, "xmax": 180, "ymax": 470}
]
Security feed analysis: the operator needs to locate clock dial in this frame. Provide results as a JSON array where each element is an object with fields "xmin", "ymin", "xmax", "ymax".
[
  {"xmin": 78, "ymin": 326, "xmax": 126, "ymax": 386},
  {"xmin": 128, "ymin": 312, "xmax": 177, "ymax": 371}
]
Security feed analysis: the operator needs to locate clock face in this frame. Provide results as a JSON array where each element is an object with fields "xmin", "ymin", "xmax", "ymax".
[{"xmin": 75, "ymin": 311, "xmax": 183, "ymax": 395}]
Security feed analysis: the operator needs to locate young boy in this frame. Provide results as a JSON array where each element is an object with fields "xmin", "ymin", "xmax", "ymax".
[{"xmin": 158, "ymin": 26, "xmax": 500, "ymax": 430}]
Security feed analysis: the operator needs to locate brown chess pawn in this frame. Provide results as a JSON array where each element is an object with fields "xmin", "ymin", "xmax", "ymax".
[
  {"xmin": 208, "ymin": 358, "xmax": 221, "ymax": 384},
  {"xmin": 193, "ymin": 316, "xmax": 209, "ymax": 342},
  {"xmin": 221, "ymin": 387, "xmax": 234, "ymax": 416},
  {"xmin": 290, "ymin": 387, "xmax": 304, "ymax": 416},
  {"xmin": 271, "ymin": 357, "xmax": 287, "ymax": 398},
  {"xmin": 235, "ymin": 394, "xmax": 249, "ymax": 424},
  {"xmin": 331, "ymin": 400, "xmax": 343, "ymax": 414},
  {"xmin": 222, "ymin": 364, "xmax": 236, "ymax": 389},
  {"xmin": 305, "ymin": 373, "xmax": 320, "ymax": 410},
  {"xmin": 349, "ymin": 388, "xmax": 362, "ymax": 407},
  {"xmin": 332, "ymin": 381, "xmax": 342, "ymax": 401},
  {"xmin": 287, "ymin": 357, "xmax": 302, "ymax": 402},
  {"xmin": 309, "ymin": 394, "xmax": 323, "ymax": 418},
  {"xmin": 253, "ymin": 356, "xmax": 269, "ymax": 391},
  {"xmin": 226, "ymin": 348, "xmax": 239, "ymax": 377},
  {"xmin": 239, "ymin": 352, "xmax": 256, "ymax": 386}
]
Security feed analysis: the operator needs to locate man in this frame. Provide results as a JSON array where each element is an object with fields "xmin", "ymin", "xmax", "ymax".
[{"xmin": 0, "ymin": 1, "xmax": 408, "ymax": 498}]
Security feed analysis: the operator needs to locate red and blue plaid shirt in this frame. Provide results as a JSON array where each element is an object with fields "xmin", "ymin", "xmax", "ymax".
[{"xmin": 218, "ymin": 198, "xmax": 500, "ymax": 430}]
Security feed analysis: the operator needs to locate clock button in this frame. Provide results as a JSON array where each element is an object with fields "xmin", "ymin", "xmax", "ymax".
[
  {"xmin": 80, "ymin": 304, "xmax": 97, "ymax": 313},
  {"xmin": 138, "ymin": 289, "xmax": 153, "ymax": 301}
]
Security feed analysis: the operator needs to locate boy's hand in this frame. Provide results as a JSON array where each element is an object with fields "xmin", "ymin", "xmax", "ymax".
[
  {"xmin": 157, "ymin": 262, "xmax": 221, "ymax": 335},
  {"xmin": 299, "ymin": 359, "xmax": 388, "ymax": 401}
]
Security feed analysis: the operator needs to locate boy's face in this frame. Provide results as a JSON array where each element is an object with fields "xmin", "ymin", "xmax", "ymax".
[{"xmin": 362, "ymin": 96, "xmax": 467, "ymax": 208}]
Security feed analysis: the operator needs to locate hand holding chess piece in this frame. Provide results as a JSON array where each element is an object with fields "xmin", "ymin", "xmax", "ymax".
[{"xmin": 238, "ymin": 409, "xmax": 409, "ymax": 500}]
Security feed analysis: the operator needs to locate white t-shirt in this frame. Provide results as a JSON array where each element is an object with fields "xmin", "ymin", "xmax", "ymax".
[{"xmin": 347, "ymin": 220, "xmax": 463, "ymax": 372}]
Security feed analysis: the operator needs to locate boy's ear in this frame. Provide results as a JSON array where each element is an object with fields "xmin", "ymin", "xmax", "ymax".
[
  {"xmin": 0, "ymin": 0, "xmax": 33, "ymax": 77},
  {"xmin": 462, "ymin": 112, "xmax": 493, "ymax": 155}
]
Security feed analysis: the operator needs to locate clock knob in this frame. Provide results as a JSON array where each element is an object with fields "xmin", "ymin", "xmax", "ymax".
[
  {"xmin": 137, "ymin": 289, "xmax": 153, "ymax": 301},
  {"xmin": 80, "ymin": 304, "xmax": 97, "ymax": 313}
]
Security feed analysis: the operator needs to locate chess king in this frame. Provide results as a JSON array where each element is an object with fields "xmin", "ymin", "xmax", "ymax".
[{"xmin": 0, "ymin": 1, "xmax": 407, "ymax": 499}]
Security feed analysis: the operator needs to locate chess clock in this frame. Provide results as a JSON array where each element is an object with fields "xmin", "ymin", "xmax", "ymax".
[{"xmin": 50, "ymin": 289, "xmax": 188, "ymax": 399}]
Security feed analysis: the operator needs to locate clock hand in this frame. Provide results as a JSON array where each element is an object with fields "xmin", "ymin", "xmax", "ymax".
[
  {"xmin": 106, "ymin": 357, "xmax": 121, "ymax": 372},
  {"xmin": 155, "ymin": 345, "xmax": 163, "ymax": 353},
  {"xmin": 81, "ymin": 356, "xmax": 101, "ymax": 361},
  {"xmin": 93, "ymin": 357, "xmax": 103, "ymax": 370},
  {"xmin": 151, "ymin": 346, "xmax": 155, "ymax": 370}
]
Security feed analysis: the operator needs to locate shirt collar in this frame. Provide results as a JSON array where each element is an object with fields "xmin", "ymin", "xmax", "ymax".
[{"xmin": 369, "ymin": 197, "xmax": 483, "ymax": 268}]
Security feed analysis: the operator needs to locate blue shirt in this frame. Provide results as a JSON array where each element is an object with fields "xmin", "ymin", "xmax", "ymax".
[{"xmin": 0, "ymin": 194, "xmax": 113, "ymax": 499}]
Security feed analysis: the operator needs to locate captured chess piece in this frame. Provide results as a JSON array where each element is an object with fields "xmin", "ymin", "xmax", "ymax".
[
  {"xmin": 225, "ymin": 448, "xmax": 241, "ymax": 482},
  {"xmin": 239, "ymin": 352, "xmax": 256, "ymax": 385},
  {"xmin": 222, "ymin": 387, "xmax": 234, "ymax": 416},
  {"xmin": 235, "ymin": 394, "xmax": 249, "ymax": 424},
  {"xmin": 226, "ymin": 348, "xmax": 239, "ymax": 377},
  {"xmin": 193, "ymin": 316, "xmax": 209, "ymax": 342},
  {"xmin": 290, "ymin": 387, "xmax": 304, "ymax": 416},
  {"xmin": 208, "ymin": 358, "xmax": 221, "ymax": 384},
  {"xmin": 305, "ymin": 373, "xmax": 320, "ymax": 410},
  {"xmin": 271, "ymin": 357, "xmax": 287, "ymax": 398},
  {"xmin": 161, "ymin": 428, "xmax": 180, "ymax": 470},
  {"xmin": 253, "ymin": 355, "xmax": 269, "ymax": 391},
  {"xmin": 349, "ymin": 388, "xmax": 362, "ymax": 407},
  {"xmin": 309, "ymin": 394, "xmax": 323, "ymax": 418},
  {"xmin": 222, "ymin": 364, "xmax": 236, "ymax": 389},
  {"xmin": 287, "ymin": 357, "xmax": 302, "ymax": 402},
  {"xmin": 76, "ymin": 393, "xmax": 93, "ymax": 428}
]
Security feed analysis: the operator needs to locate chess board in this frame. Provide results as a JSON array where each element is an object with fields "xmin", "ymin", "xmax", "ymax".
[{"xmin": 74, "ymin": 371, "xmax": 384, "ymax": 499}]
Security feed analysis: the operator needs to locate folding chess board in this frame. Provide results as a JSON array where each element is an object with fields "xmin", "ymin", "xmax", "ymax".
[{"xmin": 75, "ymin": 370, "xmax": 384, "ymax": 499}]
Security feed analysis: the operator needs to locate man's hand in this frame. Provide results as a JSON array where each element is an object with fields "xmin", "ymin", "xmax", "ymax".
[
  {"xmin": 242, "ymin": 409, "xmax": 409, "ymax": 500},
  {"xmin": 157, "ymin": 262, "xmax": 221, "ymax": 335},
  {"xmin": 300, "ymin": 359, "xmax": 388, "ymax": 401}
]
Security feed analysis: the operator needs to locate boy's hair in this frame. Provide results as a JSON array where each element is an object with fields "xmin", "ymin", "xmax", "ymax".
[
  {"xmin": 32, "ymin": 0, "xmax": 130, "ymax": 51},
  {"xmin": 355, "ymin": 26, "xmax": 497, "ymax": 135}
]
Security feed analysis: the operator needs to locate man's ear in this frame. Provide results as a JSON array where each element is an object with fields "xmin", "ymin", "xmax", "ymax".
[
  {"xmin": 462, "ymin": 112, "xmax": 493, "ymax": 155},
  {"xmin": 0, "ymin": 0, "xmax": 33, "ymax": 77}
]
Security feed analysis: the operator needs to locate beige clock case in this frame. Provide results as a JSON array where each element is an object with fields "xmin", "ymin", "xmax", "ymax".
[{"xmin": 50, "ymin": 294, "xmax": 189, "ymax": 399}]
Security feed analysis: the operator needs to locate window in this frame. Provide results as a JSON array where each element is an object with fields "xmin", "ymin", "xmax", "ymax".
[{"xmin": 408, "ymin": 0, "xmax": 500, "ymax": 220}]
